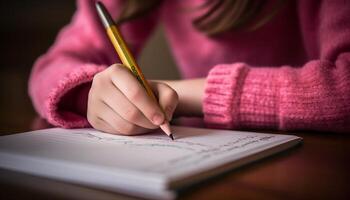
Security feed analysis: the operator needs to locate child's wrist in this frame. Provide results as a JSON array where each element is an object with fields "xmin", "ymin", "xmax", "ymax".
[{"xmin": 161, "ymin": 79, "xmax": 205, "ymax": 118}]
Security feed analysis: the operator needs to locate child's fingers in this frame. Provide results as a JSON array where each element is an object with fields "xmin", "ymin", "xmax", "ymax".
[
  {"xmin": 98, "ymin": 100, "xmax": 146, "ymax": 135},
  {"xmin": 95, "ymin": 117, "xmax": 118, "ymax": 134},
  {"xmin": 102, "ymin": 83, "xmax": 157, "ymax": 130},
  {"xmin": 152, "ymin": 82, "xmax": 179, "ymax": 121},
  {"xmin": 87, "ymin": 105, "xmax": 116, "ymax": 134},
  {"xmin": 108, "ymin": 64, "xmax": 165, "ymax": 126}
]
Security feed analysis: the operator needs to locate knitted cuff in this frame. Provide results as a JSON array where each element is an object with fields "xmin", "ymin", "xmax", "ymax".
[
  {"xmin": 203, "ymin": 63, "xmax": 280, "ymax": 130},
  {"xmin": 45, "ymin": 64, "xmax": 105, "ymax": 128}
]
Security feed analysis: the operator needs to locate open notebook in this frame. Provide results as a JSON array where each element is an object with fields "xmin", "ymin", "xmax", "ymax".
[{"xmin": 0, "ymin": 126, "xmax": 301, "ymax": 199}]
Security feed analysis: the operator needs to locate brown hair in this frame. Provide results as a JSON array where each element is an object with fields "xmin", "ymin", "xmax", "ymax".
[{"xmin": 116, "ymin": 0, "xmax": 286, "ymax": 36}]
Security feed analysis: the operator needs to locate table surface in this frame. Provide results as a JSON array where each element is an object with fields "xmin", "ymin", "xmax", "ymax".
[{"xmin": 0, "ymin": 117, "xmax": 349, "ymax": 200}]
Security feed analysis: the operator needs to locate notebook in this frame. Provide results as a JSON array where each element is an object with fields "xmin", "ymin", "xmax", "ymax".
[{"xmin": 0, "ymin": 126, "xmax": 301, "ymax": 199}]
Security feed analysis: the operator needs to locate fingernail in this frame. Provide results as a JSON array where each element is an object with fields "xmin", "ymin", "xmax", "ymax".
[{"xmin": 152, "ymin": 113, "xmax": 164, "ymax": 125}]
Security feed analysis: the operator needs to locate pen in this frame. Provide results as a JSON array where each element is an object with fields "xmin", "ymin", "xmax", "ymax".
[{"xmin": 95, "ymin": 1, "xmax": 174, "ymax": 140}]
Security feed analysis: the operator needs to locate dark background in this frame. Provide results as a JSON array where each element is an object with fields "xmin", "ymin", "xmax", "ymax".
[
  {"xmin": 0, "ymin": 1, "xmax": 179, "ymax": 134},
  {"xmin": 0, "ymin": 1, "xmax": 76, "ymax": 133}
]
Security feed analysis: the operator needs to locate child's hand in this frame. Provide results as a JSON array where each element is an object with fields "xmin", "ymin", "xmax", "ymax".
[{"xmin": 87, "ymin": 64, "xmax": 178, "ymax": 135}]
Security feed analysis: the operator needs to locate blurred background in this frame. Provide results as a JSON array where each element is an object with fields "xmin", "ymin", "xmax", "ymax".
[{"xmin": 0, "ymin": 1, "xmax": 179, "ymax": 134}]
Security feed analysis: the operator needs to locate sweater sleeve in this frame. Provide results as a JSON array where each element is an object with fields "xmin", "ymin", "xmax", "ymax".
[
  {"xmin": 203, "ymin": 0, "xmax": 350, "ymax": 133},
  {"xmin": 28, "ymin": 0, "xmax": 159, "ymax": 128}
]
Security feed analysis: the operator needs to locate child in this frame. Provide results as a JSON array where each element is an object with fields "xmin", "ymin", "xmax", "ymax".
[{"xmin": 29, "ymin": 0, "xmax": 350, "ymax": 135}]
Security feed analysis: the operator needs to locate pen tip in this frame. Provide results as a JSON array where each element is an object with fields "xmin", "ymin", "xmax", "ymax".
[
  {"xmin": 160, "ymin": 123, "xmax": 174, "ymax": 140},
  {"xmin": 161, "ymin": 123, "xmax": 171, "ymax": 133}
]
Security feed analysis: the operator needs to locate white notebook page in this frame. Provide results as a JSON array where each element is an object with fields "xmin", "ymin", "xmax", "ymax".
[{"xmin": 0, "ymin": 126, "xmax": 301, "ymax": 199}]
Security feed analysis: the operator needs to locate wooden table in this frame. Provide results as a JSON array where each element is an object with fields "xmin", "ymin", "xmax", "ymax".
[{"xmin": 0, "ymin": 117, "xmax": 349, "ymax": 200}]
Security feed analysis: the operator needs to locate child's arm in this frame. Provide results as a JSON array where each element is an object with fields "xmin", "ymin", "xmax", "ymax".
[
  {"xmin": 168, "ymin": 1, "xmax": 350, "ymax": 133},
  {"xmin": 29, "ymin": 0, "xmax": 159, "ymax": 128}
]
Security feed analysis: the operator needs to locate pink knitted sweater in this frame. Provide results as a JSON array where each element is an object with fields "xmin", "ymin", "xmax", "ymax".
[{"xmin": 29, "ymin": 0, "xmax": 350, "ymax": 133}]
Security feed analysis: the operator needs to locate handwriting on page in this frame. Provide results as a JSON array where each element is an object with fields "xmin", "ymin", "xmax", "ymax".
[
  {"xmin": 148, "ymin": 135, "xmax": 276, "ymax": 173},
  {"xmin": 71, "ymin": 131, "xmax": 276, "ymax": 173}
]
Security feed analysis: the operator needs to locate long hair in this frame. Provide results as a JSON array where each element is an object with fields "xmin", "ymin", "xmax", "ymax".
[{"xmin": 116, "ymin": 0, "xmax": 286, "ymax": 36}]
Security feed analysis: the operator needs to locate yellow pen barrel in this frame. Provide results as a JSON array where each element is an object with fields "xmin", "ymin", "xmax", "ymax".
[{"xmin": 106, "ymin": 25, "xmax": 157, "ymax": 101}]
